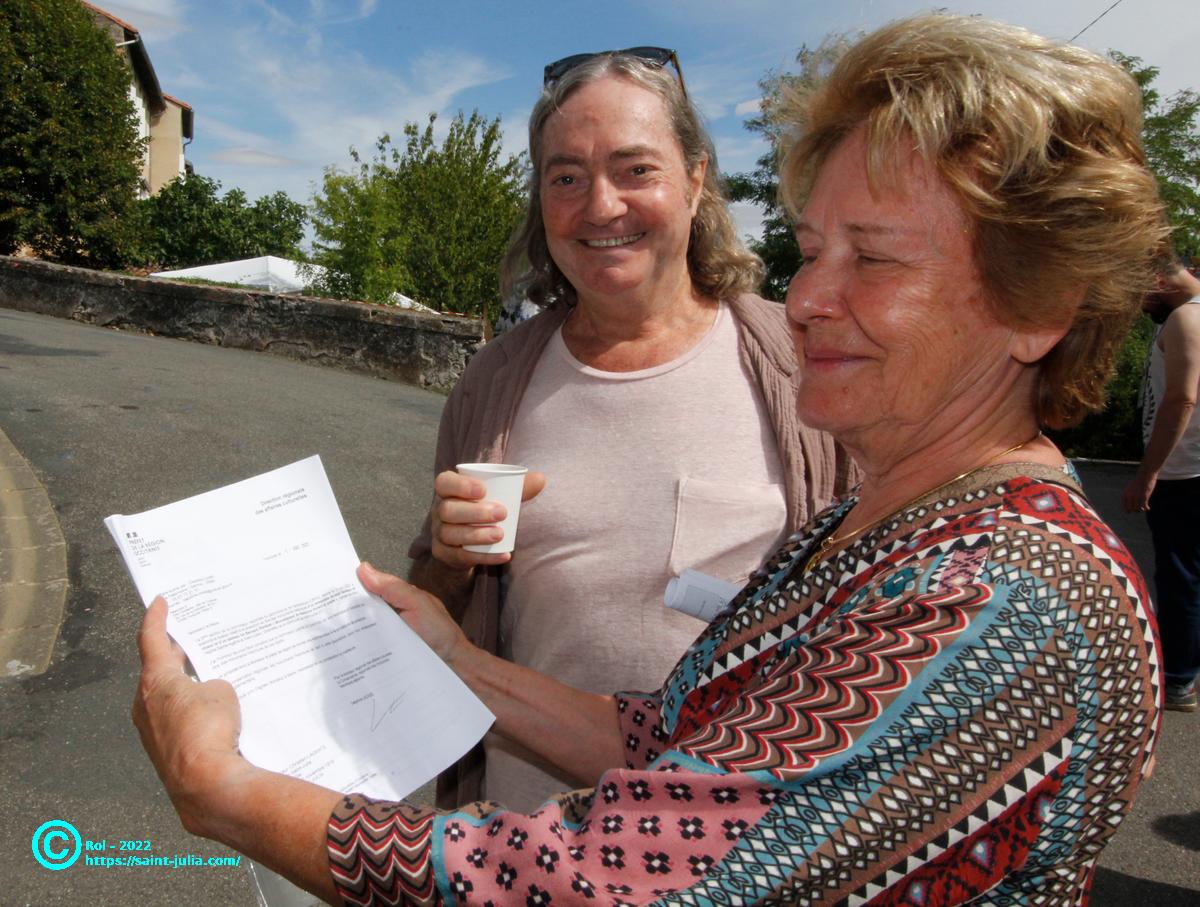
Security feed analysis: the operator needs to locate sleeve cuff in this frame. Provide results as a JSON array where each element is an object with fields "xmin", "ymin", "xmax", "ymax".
[{"xmin": 327, "ymin": 794, "xmax": 440, "ymax": 906}]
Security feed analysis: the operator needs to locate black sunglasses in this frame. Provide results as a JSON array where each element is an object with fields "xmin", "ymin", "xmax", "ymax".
[{"xmin": 543, "ymin": 46, "xmax": 686, "ymax": 98}]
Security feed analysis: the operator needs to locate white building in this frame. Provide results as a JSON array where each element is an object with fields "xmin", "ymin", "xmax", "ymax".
[{"xmin": 84, "ymin": 2, "xmax": 193, "ymax": 197}]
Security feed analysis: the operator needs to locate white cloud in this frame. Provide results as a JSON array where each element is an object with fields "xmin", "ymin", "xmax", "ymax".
[
  {"xmin": 734, "ymin": 98, "xmax": 761, "ymax": 117},
  {"xmin": 499, "ymin": 105, "xmax": 534, "ymax": 164},
  {"xmin": 685, "ymin": 54, "xmax": 767, "ymax": 121},
  {"xmin": 713, "ymin": 133, "xmax": 769, "ymax": 176},
  {"xmin": 173, "ymin": 7, "xmax": 517, "ymax": 208},
  {"xmin": 305, "ymin": 0, "xmax": 380, "ymax": 26},
  {"xmin": 163, "ymin": 64, "xmax": 207, "ymax": 91},
  {"xmin": 100, "ymin": 0, "xmax": 189, "ymax": 42},
  {"xmin": 200, "ymin": 117, "xmax": 277, "ymax": 147},
  {"xmin": 729, "ymin": 200, "xmax": 766, "ymax": 244},
  {"xmin": 211, "ymin": 148, "xmax": 301, "ymax": 167}
]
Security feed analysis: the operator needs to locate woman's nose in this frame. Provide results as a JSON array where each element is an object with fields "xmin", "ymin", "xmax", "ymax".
[{"xmin": 785, "ymin": 262, "xmax": 842, "ymax": 325}]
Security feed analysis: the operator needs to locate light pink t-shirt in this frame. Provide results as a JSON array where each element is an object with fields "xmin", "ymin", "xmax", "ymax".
[{"xmin": 487, "ymin": 302, "xmax": 788, "ymax": 809}]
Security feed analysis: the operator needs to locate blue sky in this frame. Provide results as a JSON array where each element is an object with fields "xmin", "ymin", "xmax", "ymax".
[{"xmin": 104, "ymin": 0, "xmax": 1197, "ymax": 243}]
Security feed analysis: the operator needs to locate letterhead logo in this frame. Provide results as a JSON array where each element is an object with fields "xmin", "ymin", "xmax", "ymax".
[{"xmin": 32, "ymin": 819, "xmax": 82, "ymax": 871}]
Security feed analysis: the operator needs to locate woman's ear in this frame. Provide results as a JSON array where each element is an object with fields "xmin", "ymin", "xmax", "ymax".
[
  {"xmin": 1011, "ymin": 326, "xmax": 1070, "ymax": 365},
  {"xmin": 1011, "ymin": 285, "xmax": 1082, "ymax": 364}
]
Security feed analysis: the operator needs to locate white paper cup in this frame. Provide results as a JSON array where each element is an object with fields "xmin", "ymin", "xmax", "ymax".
[{"xmin": 457, "ymin": 463, "xmax": 529, "ymax": 554}]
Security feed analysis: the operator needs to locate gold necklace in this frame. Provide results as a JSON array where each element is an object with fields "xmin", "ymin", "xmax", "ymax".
[{"xmin": 804, "ymin": 432, "xmax": 1042, "ymax": 575}]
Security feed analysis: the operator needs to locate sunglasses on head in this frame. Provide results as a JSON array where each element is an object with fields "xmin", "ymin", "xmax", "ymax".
[{"xmin": 543, "ymin": 46, "xmax": 686, "ymax": 98}]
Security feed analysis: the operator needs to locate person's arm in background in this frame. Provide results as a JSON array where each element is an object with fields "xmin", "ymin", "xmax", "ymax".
[{"xmin": 1124, "ymin": 305, "xmax": 1200, "ymax": 512}]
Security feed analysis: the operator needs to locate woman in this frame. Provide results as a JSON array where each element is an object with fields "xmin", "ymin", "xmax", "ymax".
[
  {"xmin": 410, "ymin": 49, "xmax": 853, "ymax": 810},
  {"xmin": 134, "ymin": 15, "xmax": 1163, "ymax": 904}
]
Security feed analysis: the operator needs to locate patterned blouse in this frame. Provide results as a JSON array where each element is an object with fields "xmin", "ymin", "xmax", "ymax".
[{"xmin": 327, "ymin": 464, "xmax": 1161, "ymax": 906}]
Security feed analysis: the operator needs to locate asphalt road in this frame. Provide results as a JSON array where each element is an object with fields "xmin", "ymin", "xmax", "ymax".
[
  {"xmin": 0, "ymin": 308, "xmax": 444, "ymax": 904},
  {"xmin": 1, "ymin": 308, "xmax": 1197, "ymax": 904}
]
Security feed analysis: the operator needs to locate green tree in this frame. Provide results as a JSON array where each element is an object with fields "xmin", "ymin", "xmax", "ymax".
[
  {"xmin": 1111, "ymin": 52, "xmax": 1200, "ymax": 262},
  {"xmin": 726, "ymin": 43, "xmax": 848, "ymax": 300},
  {"xmin": 309, "ymin": 111, "xmax": 526, "ymax": 319},
  {"xmin": 308, "ymin": 153, "xmax": 412, "ymax": 304},
  {"xmin": 0, "ymin": 0, "xmax": 143, "ymax": 266},
  {"xmin": 131, "ymin": 174, "xmax": 307, "ymax": 268}
]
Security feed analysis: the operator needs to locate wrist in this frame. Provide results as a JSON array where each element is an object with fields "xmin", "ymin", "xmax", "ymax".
[
  {"xmin": 442, "ymin": 632, "xmax": 478, "ymax": 673},
  {"xmin": 174, "ymin": 752, "xmax": 265, "ymax": 841}
]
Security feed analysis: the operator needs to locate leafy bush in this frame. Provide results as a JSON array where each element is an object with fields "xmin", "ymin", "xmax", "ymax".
[
  {"xmin": 309, "ymin": 111, "xmax": 526, "ymax": 319},
  {"xmin": 129, "ymin": 174, "xmax": 307, "ymax": 269}
]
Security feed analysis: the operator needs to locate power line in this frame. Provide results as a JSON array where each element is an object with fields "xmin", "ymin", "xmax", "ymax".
[{"xmin": 1070, "ymin": 0, "xmax": 1127, "ymax": 42}]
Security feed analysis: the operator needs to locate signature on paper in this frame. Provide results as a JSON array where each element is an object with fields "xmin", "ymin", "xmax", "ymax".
[{"xmin": 358, "ymin": 693, "xmax": 406, "ymax": 732}]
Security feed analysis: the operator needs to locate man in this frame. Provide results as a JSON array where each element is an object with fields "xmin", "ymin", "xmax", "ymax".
[{"xmin": 1124, "ymin": 259, "xmax": 1200, "ymax": 712}]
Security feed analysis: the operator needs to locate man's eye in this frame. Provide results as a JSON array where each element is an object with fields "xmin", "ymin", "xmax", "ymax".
[{"xmin": 552, "ymin": 174, "xmax": 575, "ymax": 186}]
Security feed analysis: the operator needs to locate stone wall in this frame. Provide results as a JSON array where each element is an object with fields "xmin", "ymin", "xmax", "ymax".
[{"xmin": 0, "ymin": 256, "xmax": 483, "ymax": 391}]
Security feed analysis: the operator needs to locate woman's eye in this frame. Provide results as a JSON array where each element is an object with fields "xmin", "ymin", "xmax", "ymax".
[{"xmin": 552, "ymin": 174, "xmax": 575, "ymax": 186}]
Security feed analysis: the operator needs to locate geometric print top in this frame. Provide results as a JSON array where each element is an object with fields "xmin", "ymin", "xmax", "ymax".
[{"xmin": 327, "ymin": 463, "xmax": 1161, "ymax": 906}]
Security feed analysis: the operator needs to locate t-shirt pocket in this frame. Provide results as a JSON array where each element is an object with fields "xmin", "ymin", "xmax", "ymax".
[{"xmin": 668, "ymin": 476, "xmax": 788, "ymax": 585}]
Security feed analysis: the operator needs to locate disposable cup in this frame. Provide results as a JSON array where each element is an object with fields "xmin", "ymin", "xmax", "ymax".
[{"xmin": 456, "ymin": 463, "xmax": 529, "ymax": 554}]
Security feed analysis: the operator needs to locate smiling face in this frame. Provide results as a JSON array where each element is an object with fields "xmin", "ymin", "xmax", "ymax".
[
  {"xmin": 538, "ymin": 74, "xmax": 705, "ymax": 307},
  {"xmin": 785, "ymin": 126, "xmax": 1039, "ymax": 456}
]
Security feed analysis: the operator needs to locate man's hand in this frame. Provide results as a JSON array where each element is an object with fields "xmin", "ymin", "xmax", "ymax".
[
  {"xmin": 131, "ymin": 597, "xmax": 257, "ymax": 838},
  {"xmin": 358, "ymin": 562, "xmax": 474, "ymax": 667},
  {"xmin": 429, "ymin": 470, "xmax": 546, "ymax": 570},
  {"xmin": 1122, "ymin": 469, "xmax": 1157, "ymax": 513}
]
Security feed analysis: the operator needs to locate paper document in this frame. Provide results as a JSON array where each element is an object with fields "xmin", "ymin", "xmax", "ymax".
[{"xmin": 105, "ymin": 455, "xmax": 494, "ymax": 802}]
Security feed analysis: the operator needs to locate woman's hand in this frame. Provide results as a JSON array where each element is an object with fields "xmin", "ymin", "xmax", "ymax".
[
  {"xmin": 429, "ymin": 470, "xmax": 546, "ymax": 570},
  {"xmin": 358, "ymin": 562, "xmax": 474, "ymax": 667},
  {"xmin": 131, "ymin": 597, "xmax": 260, "ymax": 839}
]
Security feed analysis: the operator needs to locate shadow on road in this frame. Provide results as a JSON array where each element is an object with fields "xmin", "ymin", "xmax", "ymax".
[
  {"xmin": 0, "ymin": 332, "xmax": 104, "ymax": 357},
  {"xmin": 1151, "ymin": 810, "xmax": 1200, "ymax": 852},
  {"xmin": 1093, "ymin": 866, "xmax": 1200, "ymax": 904}
]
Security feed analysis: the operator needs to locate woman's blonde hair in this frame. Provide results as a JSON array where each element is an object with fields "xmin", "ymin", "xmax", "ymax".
[
  {"xmin": 501, "ymin": 53, "xmax": 762, "ymax": 307},
  {"xmin": 777, "ymin": 14, "xmax": 1168, "ymax": 428}
]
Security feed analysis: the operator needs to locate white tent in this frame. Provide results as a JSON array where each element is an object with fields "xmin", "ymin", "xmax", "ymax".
[
  {"xmin": 150, "ymin": 256, "xmax": 323, "ymax": 294},
  {"xmin": 149, "ymin": 256, "xmax": 438, "ymax": 312},
  {"xmin": 387, "ymin": 291, "xmax": 437, "ymax": 313}
]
